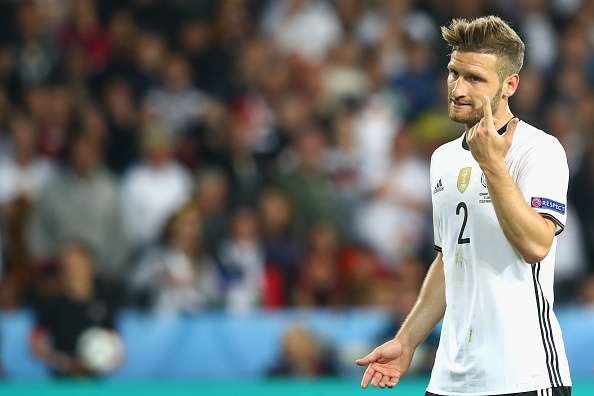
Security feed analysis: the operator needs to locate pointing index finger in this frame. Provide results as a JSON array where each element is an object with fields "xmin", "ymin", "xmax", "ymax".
[{"xmin": 483, "ymin": 96, "xmax": 493, "ymax": 126}]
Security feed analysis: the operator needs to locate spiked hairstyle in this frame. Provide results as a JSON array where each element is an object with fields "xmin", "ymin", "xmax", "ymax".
[{"xmin": 441, "ymin": 16, "xmax": 525, "ymax": 81}]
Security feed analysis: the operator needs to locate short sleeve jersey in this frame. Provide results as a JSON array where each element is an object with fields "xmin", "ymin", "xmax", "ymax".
[{"xmin": 428, "ymin": 121, "xmax": 571, "ymax": 396}]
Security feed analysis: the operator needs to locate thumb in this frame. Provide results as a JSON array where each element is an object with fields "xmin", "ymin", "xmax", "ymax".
[
  {"xmin": 505, "ymin": 117, "xmax": 519, "ymax": 144},
  {"xmin": 356, "ymin": 349, "xmax": 381, "ymax": 366}
]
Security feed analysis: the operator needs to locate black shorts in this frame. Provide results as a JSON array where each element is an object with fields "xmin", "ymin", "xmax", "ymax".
[{"xmin": 425, "ymin": 386, "xmax": 571, "ymax": 396}]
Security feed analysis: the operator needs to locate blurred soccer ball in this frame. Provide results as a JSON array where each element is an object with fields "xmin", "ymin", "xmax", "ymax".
[{"xmin": 77, "ymin": 327, "xmax": 124, "ymax": 374}]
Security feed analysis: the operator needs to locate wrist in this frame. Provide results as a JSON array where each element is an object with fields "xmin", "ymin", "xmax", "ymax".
[
  {"xmin": 394, "ymin": 329, "xmax": 417, "ymax": 349},
  {"xmin": 480, "ymin": 157, "xmax": 507, "ymax": 178}
]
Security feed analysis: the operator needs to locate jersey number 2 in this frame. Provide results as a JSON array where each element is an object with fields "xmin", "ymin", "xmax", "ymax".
[{"xmin": 456, "ymin": 202, "xmax": 470, "ymax": 244}]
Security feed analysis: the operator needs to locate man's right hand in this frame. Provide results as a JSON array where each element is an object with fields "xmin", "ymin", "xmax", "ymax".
[{"xmin": 355, "ymin": 338, "xmax": 415, "ymax": 389}]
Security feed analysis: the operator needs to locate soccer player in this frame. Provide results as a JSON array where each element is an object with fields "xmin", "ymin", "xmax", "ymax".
[{"xmin": 356, "ymin": 16, "xmax": 572, "ymax": 396}]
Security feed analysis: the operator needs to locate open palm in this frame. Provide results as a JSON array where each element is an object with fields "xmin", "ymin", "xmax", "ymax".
[{"xmin": 355, "ymin": 338, "xmax": 414, "ymax": 389}]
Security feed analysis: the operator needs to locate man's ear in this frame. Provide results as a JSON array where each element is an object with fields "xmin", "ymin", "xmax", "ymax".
[{"xmin": 502, "ymin": 74, "xmax": 519, "ymax": 98}]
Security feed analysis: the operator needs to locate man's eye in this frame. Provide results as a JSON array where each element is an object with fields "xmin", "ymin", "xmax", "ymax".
[{"xmin": 449, "ymin": 70, "xmax": 459, "ymax": 78}]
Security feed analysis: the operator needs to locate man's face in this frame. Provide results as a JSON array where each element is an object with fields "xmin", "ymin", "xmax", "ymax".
[
  {"xmin": 72, "ymin": 134, "xmax": 102, "ymax": 176},
  {"xmin": 447, "ymin": 51, "xmax": 504, "ymax": 127}
]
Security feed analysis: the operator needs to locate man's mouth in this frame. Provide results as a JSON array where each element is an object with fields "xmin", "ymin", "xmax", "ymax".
[{"xmin": 451, "ymin": 101, "xmax": 472, "ymax": 107}]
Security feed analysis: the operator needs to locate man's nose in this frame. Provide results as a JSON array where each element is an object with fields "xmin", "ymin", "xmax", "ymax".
[{"xmin": 451, "ymin": 77, "xmax": 468, "ymax": 99}]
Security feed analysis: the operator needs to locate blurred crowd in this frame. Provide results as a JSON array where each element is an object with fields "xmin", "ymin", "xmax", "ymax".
[{"xmin": 1, "ymin": 0, "xmax": 594, "ymax": 332}]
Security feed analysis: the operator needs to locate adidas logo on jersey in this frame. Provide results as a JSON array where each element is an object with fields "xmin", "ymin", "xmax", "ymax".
[{"xmin": 433, "ymin": 179, "xmax": 444, "ymax": 194}]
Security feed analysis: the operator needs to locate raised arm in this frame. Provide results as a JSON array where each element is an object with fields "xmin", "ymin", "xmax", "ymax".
[
  {"xmin": 481, "ymin": 157, "xmax": 556, "ymax": 263},
  {"xmin": 467, "ymin": 97, "xmax": 558, "ymax": 264}
]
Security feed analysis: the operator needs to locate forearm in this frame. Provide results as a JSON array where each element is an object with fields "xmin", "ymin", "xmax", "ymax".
[
  {"xmin": 482, "ymin": 160, "xmax": 554, "ymax": 263},
  {"xmin": 395, "ymin": 253, "xmax": 446, "ymax": 348},
  {"xmin": 31, "ymin": 328, "xmax": 73, "ymax": 371}
]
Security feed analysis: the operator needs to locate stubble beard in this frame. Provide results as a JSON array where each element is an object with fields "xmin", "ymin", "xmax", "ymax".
[{"xmin": 448, "ymin": 87, "xmax": 503, "ymax": 128}]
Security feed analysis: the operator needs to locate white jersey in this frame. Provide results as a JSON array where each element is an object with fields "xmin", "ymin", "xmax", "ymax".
[{"xmin": 427, "ymin": 121, "xmax": 572, "ymax": 396}]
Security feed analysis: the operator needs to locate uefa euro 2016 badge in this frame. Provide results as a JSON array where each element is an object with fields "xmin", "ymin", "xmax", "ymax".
[{"xmin": 457, "ymin": 167, "xmax": 472, "ymax": 193}]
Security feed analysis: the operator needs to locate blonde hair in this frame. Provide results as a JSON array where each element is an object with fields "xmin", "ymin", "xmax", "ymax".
[{"xmin": 441, "ymin": 15, "xmax": 525, "ymax": 80}]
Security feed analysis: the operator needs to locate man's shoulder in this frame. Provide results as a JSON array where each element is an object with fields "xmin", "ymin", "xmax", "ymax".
[
  {"xmin": 513, "ymin": 121, "xmax": 565, "ymax": 157},
  {"xmin": 516, "ymin": 121, "xmax": 560, "ymax": 145}
]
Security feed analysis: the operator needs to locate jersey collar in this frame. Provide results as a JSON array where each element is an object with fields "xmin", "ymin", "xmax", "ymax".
[{"xmin": 462, "ymin": 118, "xmax": 516, "ymax": 151}]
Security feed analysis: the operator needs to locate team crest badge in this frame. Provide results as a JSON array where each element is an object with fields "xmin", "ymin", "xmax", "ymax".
[{"xmin": 457, "ymin": 167, "xmax": 472, "ymax": 193}]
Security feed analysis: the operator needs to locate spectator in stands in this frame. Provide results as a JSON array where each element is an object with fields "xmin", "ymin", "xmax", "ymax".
[
  {"xmin": 512, "ymin": 66, "xmax": 545, "ymax": 125},
  {"xmin": 262, "ymin": 0, "xmax": 341, "ymax": 62},
  {"xmin": 293, "ymin": 222, "xmax": 342, "ymax": 307},
  {"xmin": 219, "ymin": 108, "xmax": 268, "ymax": 207},
  {"xmin": 58, "ymin": 0, "xmax": 110, "ymax": 71},
  {"xmin": 219, "ymin": 207, "xmax": 264, "ymax": 313},
  {"xmin": 321, "ymin": 38, "xmax": 369, "ymax": 111},
  {"xmin": 145, "ymin": 54, "xmax": 210, "ymax": 136},
  {"xmin": 131, "ymin": 202, "xmax": 221, "ymax": 313},
  {"xmin": 102, "ymin": 78, "xmax": 140, "ymax": 176},
  {"xmin": 324, "ymin": 106, "xmax": 363, "ymax": 236},
  {"xmin": 0, "ymin": 113, "xmax": 54, "ymax": 303},
  {"xmin": 519, "ymin": 0, "xmax": 557, "ymax": 72},
  {"xmin": 13, "ymin": 1, "xmax": 56, "ymax": 86},
  {"xmin": 356, "ymin": 128, "xmax": 430, "ymax": 264},
  {"xmin": 390, "ymin": 37, "xmax": 438, "ymax": 119},
  {"xmin": 30, "ymin": 242, "xmax": 124, "ymax": 377},
  {"xmin": 268, "ymin": 325, "xmax": 337, "ymax": 378},
  {"xmin": 193, "ymin": 168, "xmax": 229, "ymax": 254},
  {"xmin": 546, "ymin": 101, "xmax": 584, "ymax": 174},
  {"xmin": 0, "ymin": 112, "xmax": 54, "ymax": 207},
  {"xmin": 258, "ymin": 187, "xmax": 302, "ymax": 306},
  {"xmin": 351, "ymin": 52, "xmax": 403, "ymax": 195},
  {"xmin": 22, "ymin": 84, "xmax": 51, "ymax": 130},
  {"xmin": 130, "ymin": 30, "xmax": 166, "ymax": 98},
  {"xmin": 276, "ymin": 127, "xmax": 345, "ymax": 235},
  {"xmin": 120, "ymin": 123, "xmax": 192, "ymax": 251},
  {"xmin": 178, "ymin": 16, "xmax": 230, "ymax": 97},
  {"xmin": 32, "ymin": 83, "xmax": 74, "ymax": 159},
  {"xmin": 273, "ymin": 94, "xmax": 313, "ymax": 152},
  {"xmin": 338, "ymin": 244, "xmax": 384, "ymax": 306},
  {"xmin": 28, "ymin": 127, "xmax": 129, "ymax": 277}
]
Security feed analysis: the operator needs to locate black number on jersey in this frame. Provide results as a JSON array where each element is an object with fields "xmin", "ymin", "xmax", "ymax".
[{"xmin": 456, "ymin": 202, "xmax": 470, "ymax": 244}]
